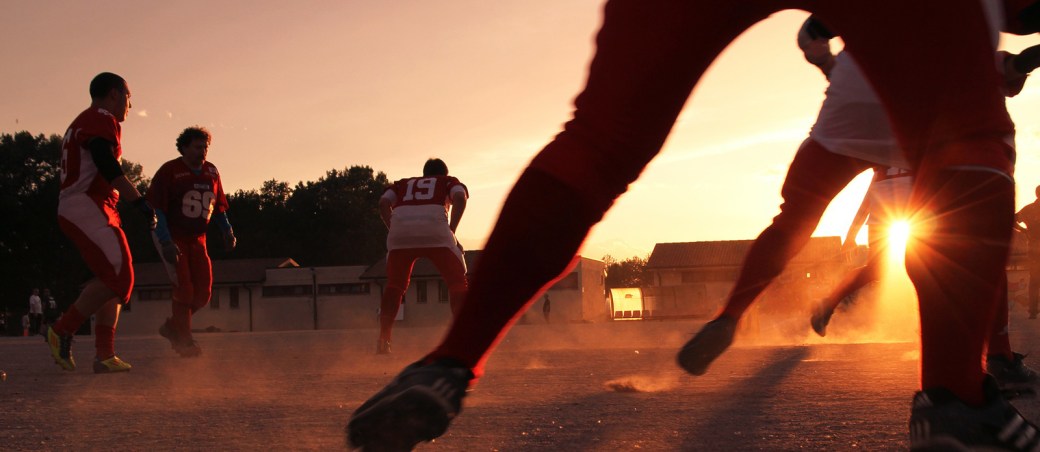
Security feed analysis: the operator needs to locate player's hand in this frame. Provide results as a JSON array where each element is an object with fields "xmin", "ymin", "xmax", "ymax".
[
  {"xmin": 223, "ymin": 231, "xmax": 237, "ymax": 251},
  {"xmin": 132, "ymin": 198, "xmax": 157, "ymax": 230},
  {"xmin": 160, "ymin": 240, "xmax": 180, "ymax": 264}
]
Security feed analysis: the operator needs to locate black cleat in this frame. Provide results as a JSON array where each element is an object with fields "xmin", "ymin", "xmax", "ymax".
[
  {"xmin": 988, "ymin": 353, "xmax": 1039, "ymax": 398},
  {"xmin": 677, "ymin": 316, "xmax": 738, "ymax": 376},
  {"xmin": 909, "ymin": 376, "xmax": 1040, "ymax": 451},
  {"xmin": 347, "ymin": 359, "xmax": 473, "ymax": 450}
]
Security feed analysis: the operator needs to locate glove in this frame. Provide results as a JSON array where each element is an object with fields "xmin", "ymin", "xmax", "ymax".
[
  {"xmin": 223, "ymin": 230, "xmax": 237, "ymax": 251},
  {"xmin": 160, "ymin": 240, "xmax": 180, "ymax": 264},
  {"xmin": 132, "ymin": 198, "xmax": 157, "ymax": 230}
]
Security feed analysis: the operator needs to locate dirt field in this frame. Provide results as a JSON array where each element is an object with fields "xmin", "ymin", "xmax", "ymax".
[{"xmin": 2, "ymin": 307, "xmax": 1039, "ymax": 451}]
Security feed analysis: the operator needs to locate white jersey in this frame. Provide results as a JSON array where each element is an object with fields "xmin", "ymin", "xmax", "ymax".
[
  {"xmin": 808, "ymin": 52, "xmax": 909, "ymax": 169},
  {"xmin": 382, "ymin": 175, "xmax": 467, "ymax": 250}
]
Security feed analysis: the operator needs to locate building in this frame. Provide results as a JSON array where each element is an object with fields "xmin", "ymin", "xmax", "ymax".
[
  {"xmin": 643, "ymin": 236, "xmax": 847, "ymax": 318},
  {"xmin": 118, "ymin": 252, "xmax": 609, "ymax": 335},
  {"xmin": 122, "ymin": 257, "xmax": 299, "ymax": 335}
]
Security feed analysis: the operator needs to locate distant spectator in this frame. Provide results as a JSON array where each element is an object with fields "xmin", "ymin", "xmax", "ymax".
[
  {"xmin": 28, "ymin": 289, "xmax": 43, "ymax": 336},
  {"xmin": 542, "ymin": 295, "xmax": 551, "ymax": 323}
]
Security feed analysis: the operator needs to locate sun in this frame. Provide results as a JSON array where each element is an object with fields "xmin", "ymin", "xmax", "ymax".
[{"xmin": 887, "ymin": 220, "xmax": 912, "ymax": 260}]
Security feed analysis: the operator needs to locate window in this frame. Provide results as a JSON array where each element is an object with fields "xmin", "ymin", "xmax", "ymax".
[
  {"xmin": 229, "ymin": 287, "xmax": 240, "ymax": 309},
  {"xmin": 317, "ymin": 283, "xmax": 371, "ymax": 295},
  {"xmin": 262, "ymin": 285, "xmax": 313, "ymax": 297},
  {"xmin": 210, "ymin": 289, "xmax": 220, "ymax": 310},
  {"xmin": 416, "ymin": 281, "xmax": 428, "ymax": 304},
  {"xmin": 438, "ymin": 280, "xmax": 449, "ymax": 303}
]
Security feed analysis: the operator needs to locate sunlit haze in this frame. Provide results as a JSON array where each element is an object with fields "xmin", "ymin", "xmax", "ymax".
[{"xmin": 5, "ymin": 2, "xmax": 1040, "ymax": 259}]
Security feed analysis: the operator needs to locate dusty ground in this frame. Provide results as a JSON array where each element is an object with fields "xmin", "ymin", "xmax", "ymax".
[{"xmin": 2, "ymin": 307, "xmax": 1039, "ymax": 451}]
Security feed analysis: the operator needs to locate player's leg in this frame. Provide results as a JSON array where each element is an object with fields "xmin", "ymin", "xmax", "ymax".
[
  {"xmin": 679, "ymin": 140, "xmax": 872, "ymax": 373},
  {"xmin": 378, "ymin": 249, "xmax": 418, "ymax": 353},
  {"xmin": 164, "ymin": 235, "xmax": 197, "ymax": 352},
  {"xmin": 811, "ymin": 223, "xmax": 886, "ymax": 336},
  {"xmin": 174, "ymin": 236, "xmax": 211, "ymax": 357},
  {"xmin": 51, "ymin": 199, "xmax": 133, "ymax": 371},
  {"xmin": 821, "ymin": 0, "xmax": 1010, "ymax": 399},
  {"xmin": 347, "ymin": 1, "xmax": 783, "ymax": 448},
  {"xmin": 818, "ymin": 2, "xmax": 1036, "ymax": 446},
  {"xmin": 91, "ymin": 298, "xmax": 130, "ymax": 373},
  {"xmin": 721, "ymin": 140, "xmax": 874, "ymax": 320},
  {"xmin": 426, "ymin": 247, "xmax": 468, "ymax": 315}
]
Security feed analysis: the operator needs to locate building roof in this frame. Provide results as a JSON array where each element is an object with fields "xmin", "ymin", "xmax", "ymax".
[
  {"xmin": 359, "ymin": 251, "xmax": 481, "ymax": 280},
  {"xmin": 646, "ymin": 236, "xmax": 842, "ymax": 269},
  {"xmin": 134, "ymin": 258, "xmax": 298, "ymax": 287}
]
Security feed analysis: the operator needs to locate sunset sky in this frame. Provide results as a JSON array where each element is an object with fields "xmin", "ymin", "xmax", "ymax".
[{"xmin": 5, "ymin": 1, "xmax": 1040, "ymax": 260}]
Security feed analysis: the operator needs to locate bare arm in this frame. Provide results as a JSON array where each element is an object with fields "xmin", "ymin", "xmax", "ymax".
[
  {"xmin": 449, "ymin": 190, "xmax": 467, "ymax": 233},
  {"xmin": 111, "ymin": 175, "xmax": 144, "ymax": 202}
]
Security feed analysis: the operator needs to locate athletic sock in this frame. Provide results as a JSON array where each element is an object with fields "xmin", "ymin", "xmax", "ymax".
[
  {"xmin": 53, "ymin": 306, "xmax": 87, "ymax": 337},
  {"xmin": 95, "ymin": 325, "xmax": 116, "ymax": 360},
  {"xmin": 907, "ymin": 169, "xmax": 1013, "ymax": 407}
]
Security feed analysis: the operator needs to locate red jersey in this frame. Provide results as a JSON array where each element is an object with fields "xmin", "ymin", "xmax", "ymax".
[
  {"xmin": 147, "ymin": 158, "xmax": 229, "ymax": 237},
  {"xmin": 58, "ymin": 107, "xmax": 122, "ymax": 206},
  {"xmin": 382, "ymin": 175, "xmax": 467, "ymax": 250}
]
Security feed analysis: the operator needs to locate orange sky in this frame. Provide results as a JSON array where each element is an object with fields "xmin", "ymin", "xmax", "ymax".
[{"xmin": 4, "ymin": 2, "xmax": 1040, "ymax": 260}]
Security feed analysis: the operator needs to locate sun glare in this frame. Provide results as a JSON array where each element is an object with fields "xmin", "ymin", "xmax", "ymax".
[{"xmin": 887, "ymin": 220, "xmax": 912, "ymax": 260}]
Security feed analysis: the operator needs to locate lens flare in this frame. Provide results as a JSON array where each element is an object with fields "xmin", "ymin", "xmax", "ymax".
[{"xmin": 887, "ymin": 220, "xmax": 912, "ymax": 261}]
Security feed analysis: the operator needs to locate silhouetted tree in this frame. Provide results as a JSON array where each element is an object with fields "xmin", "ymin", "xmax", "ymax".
[{"xmin": 603, "ymin": 254, "xmax": 651, "ymax": 289}]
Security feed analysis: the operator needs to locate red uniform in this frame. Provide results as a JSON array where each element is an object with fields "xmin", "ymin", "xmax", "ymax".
[
  {"xmin": 56, "ymin": 107, "xmax": 133, "ymax": 302},
  {"xmin": 378, "ymin": 175, "xmax": 468, "ymax": 344},
  {"xmin": 147, "ymin": 158, "xmax": 229, "ymax": 310},
  {"xmin": 425, "ymin": 0, "xmax": 1016, "ymax": 410}
]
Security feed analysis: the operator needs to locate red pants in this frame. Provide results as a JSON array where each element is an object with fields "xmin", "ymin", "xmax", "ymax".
[
  {"xmin": 173, "ymin": 234, "xmax": 212, "ymax": 311},
  {"xmin": 427, "ymin": 0, "xmax": 1013, "ymax": 406},
  {"xmin": 57, "ymin": 194, "xmax": 133, "ymax": 303},
  {"xmin": 379, "ymin": 247, "xmax": 468, "ymax": 341}
]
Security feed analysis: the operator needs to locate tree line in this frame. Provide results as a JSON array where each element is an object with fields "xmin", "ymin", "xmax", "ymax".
[{"xmin": 0, "ymin": 131, "xmax": 389, "ymax": 316}]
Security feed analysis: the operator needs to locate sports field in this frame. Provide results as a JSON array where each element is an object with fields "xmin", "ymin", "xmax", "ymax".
[{"xmin": 2, "ymin": 309, "xmax": 1038, "ymax": 451}]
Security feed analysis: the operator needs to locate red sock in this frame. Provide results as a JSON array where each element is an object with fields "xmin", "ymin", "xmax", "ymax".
[
  {"xmin": 95, "ymin": 325, "xmax": 116, "ymax": 360},
  {"xmin": 987, "ymin": 274, "xmax": 1013, "ymax": 360},
  {"xmin": 908, "ymin": 169, "xmax": 1013, "ymax": 406},
  {"xmin": 53, "ymin": 306, "xmax": 87, "ymax": 336}
]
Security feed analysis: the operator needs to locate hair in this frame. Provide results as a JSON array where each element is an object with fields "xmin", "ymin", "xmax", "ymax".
[
  {"xmin": 176, "ymin": 126, "xmax": 212, "ymax": 154},
  {"xmin": 89, "ymin": 72, "xmax": 126, "ymax": 100},
  {"xmin": 423, "ymin": 158, "xmax": 448, "ymax": 176}
]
